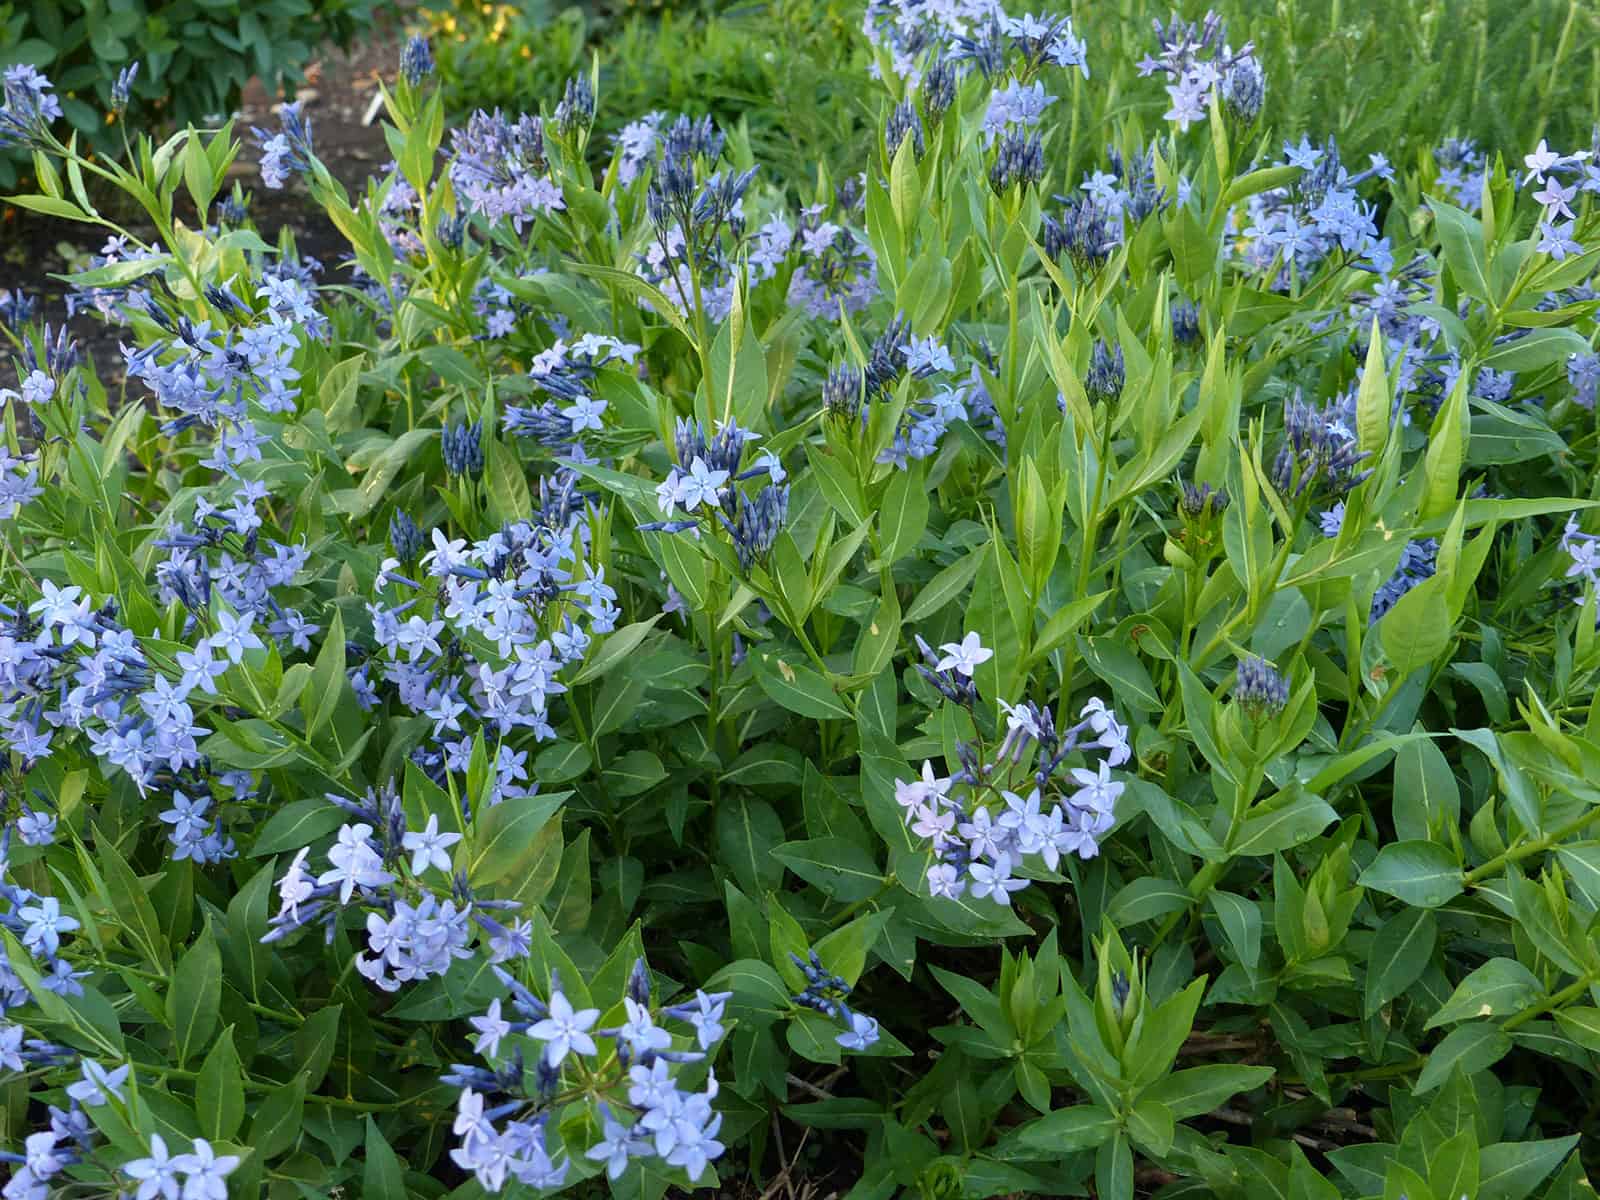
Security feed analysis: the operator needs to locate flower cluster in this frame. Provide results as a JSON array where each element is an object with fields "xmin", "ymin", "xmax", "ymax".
[
  {"xmin": 896, "ymin": 632, "xmax": 1130, "ymax": 902},
  {"xmin": 1270, "ymin": 391, "xmax": 1372, "ymax": 502},
  {"xmin": 1434, "ymin": 137, "xmax": 1487, "ymax": 210},
  {"xmin": 502, "ymin": 332, "xmax": 642, "ymax": 458},
  {"xmin": 123, "ymin": 271, "xmax": 318, "ymax": 432},
  {"xmin": 254, "ymin": 101, "xmax": 316, "ymax": 190},
  {"xmin": 446, "ymin": 963, "xmax": 730, "ymax": 1190},
  {"xmin": 1137, "ymin": 11, "xmax": 1263, "ymax": 130},
  {"xmin": 1322, "ymin": 504, "xmax": 1439, "ymax": 622},
  {"xmin": 364, "ymin": 491, "xmax": 619, "ymax": 791},
  {"xmin": 861, "ymin": 0, "xmax": 1002, "ymax": 82},
  {"xmin": 0, "ymin": 1055, "xmax": 240, "ymax": 1200},
  {"xmin": 1237, "ymin": 137, "xmax": 1392, "ymax": 285},
  {"xmin": 0, "ymin": 854, "xmax": 88, "ymax": 1006},
  {"xmin": 0, "ymin": 1065, "xmax": 99, "ymax": 1199},
  {"xmin": 647, "ymin": 417, "xmax": 790, "ymax": 571},
  {"xmin": 263, "ymin": 789, "xmax": 532, "ymax": 992},
  {"xmin": 120, "ymin": 1135, "xmax": 241, "ymax": 1200},
  {"xmin": 1234, "ymin": 655, "xmax": 1290, "ymax": 719},
  {"xmin": 0, "ymin": 66, "xmax": 62, "ymax": 152},
  {"xmin": 1560, "ymin": 517, "xmax": 1600, "ymax": 622},
  {"xmin": 448, "ymin": 109, "xmax": 565, "ymax": 233},
  {"xmin": 1370, "ymin": 537, "xmax": 1438, "ymax": 622},
  {"xmin": 1568, "ymin": 352, "xmax": 1600, "ymax": 410},
  {"xmin": 637, "ymin": 115, "xmax": 758, "ymax": 323},
  {"xmin": 790, "ymin": 951, "xmax": 881, "ymax": 1050},
  {"xmin": 787, "ymin": 205, "xmax": 878, "ymax": 320},
  {"xmin": 1525, "ymin": 137, "xmax": 1599, "ymax": 261}
]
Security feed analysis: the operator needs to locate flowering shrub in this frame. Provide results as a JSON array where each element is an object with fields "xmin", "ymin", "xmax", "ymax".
[{"xmin": 2, "ymin": 8, "xmax": 1600, "ymax": 1198}]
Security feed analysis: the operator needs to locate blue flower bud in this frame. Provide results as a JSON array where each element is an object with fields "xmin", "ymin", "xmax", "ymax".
[
  {"xmin": 442, "ymin": 419, "xmax": 485, "ymax": 479},
  {"xmin": 1234, "ymin": 655, "xmax": 1290, "ymax": 719},
  {"xmin": 400, "ymin": 36, "xmax": 435, "ymax": 88}
]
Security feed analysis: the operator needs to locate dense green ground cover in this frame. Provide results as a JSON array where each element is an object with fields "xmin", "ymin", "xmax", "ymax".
[{"xmin": 0, "ymin": 1, "xmax": 1596, "ymax": 1198}]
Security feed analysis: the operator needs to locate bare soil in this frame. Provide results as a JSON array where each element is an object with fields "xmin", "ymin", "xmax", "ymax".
[{"xmin": 0, "ymin": 18, "xmax": 411, "ymax": 385}]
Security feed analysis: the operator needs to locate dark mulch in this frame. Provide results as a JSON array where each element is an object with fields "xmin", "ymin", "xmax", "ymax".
[{"xmin": 0, "ymin": 18, "xmax": 412, "ymax": 385}]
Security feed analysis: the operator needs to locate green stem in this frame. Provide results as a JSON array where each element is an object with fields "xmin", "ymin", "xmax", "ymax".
[
  {"xmin": 1464, "ymin": 804, "xmax": 1600, "ymax": 885},
  {"xmin": 1502, "ymin": 970, "xmax": 1599, "ymax": 1033},
  {"xmin": 830, "ymin": 879, "xmax": 896, "ymax": 928}
]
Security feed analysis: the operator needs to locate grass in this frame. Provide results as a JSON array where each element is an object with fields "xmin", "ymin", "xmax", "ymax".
[{"xmin": 428, "ymin": 0, "xmax": 1600, "ymax": 195}]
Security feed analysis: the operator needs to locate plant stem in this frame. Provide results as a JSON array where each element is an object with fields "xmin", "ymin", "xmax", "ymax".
[
  {"xmin": 1502, "ymin": 970, "xmax": 1599, "ymax": 1033},
  {"xmin": 1464, "ymin": 804, "xmax": 1600, "ymax": 885}
]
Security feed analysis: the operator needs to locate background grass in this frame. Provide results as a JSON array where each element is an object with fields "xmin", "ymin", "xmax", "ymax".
[{"xmin": 424, "ymin": 0, "xmax": 1600, "ymax": 195}]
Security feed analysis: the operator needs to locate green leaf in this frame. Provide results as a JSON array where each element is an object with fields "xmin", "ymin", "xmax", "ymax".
[
  {"xmin": 468, "ymin": 792, "xmax": 566, "ymax": 889},
  {"xmin": 249, "ymin": 1071, "xmax": 308, "ymax": 1160},
  {"xmin": 604, "ymin": 749, "xmax": 668, "ymax": 797},
  {"xmin": 1096, "ymin": 1131, "xmax": 1134, "ymax": 1200},
  {"xmin": 750, "ymin": 649, "xmax": 852, "ymax": 720},
  {"xmin": 485, "ymin": 437, "xmax": 531, "ymax": 524},
  {"xmin": 1380, "ymin": 574, "xmax": 1452, "ymax": 672},
  {"xmin": 1430, "ymin": 199, "xmax": 1493, "ymax": 303},
  {"xmin": 1126, "ymin": 1099, "xmax": 1175, "ymax": 1157},
  {"xmin": 1420, "ymin": 376, "xmax": 1467, "ymax": 524},
  {"xmin": 879, "ymin": 464, "xmax": 929, "ymax": 565},
  {"xmin": 1364, "ymin": 907, "xmax": 1437, "ymax": 1017},
  {"xmin": 534, "ymin": 741, "xmax": 591, "ymax": 784},
  {"xmin": 1481, "ymin": 326, "xmax": 1591, "ymax": 374},
  {"xmin": 716, "ymin": 798, "xmax": 786, "ymax": 897},
  {"xmin": 1477, "ymin": 1136, "xmax": 1580, "ymax": 1200},
  {"xmin": 1553, "ymin": 1006, "xmax": 1600, "ymax": 1053},
  {"xmin": 787, "ymin": 1007, "xmax": 843, "ymax": 1064},
  {"xmin": 1233, "ymin": 788, "xmax": 1337, "ymax": 856},
  {"xmin": 363, "ymin": 1117, "xmax": 407, "ymax": 1200},
  {"xmin": 1029, "ymin": 591, "xmax": 1111, "ymax": 664},
  {"xmin": 904, "ymin": 546, "xmax": 984, "ymax": 623},
  {"xmin": 1138, "ymin": 1064, "xmax": 1275, "ymax": 1120},
  {"xmin": 1106, "ymin": 878, "xmax": 1190, "ymax": 925},
  {"xmin": 332, "ymin": 428, "xmax": 435, "ymax": 518},
  {"xmin": 92, "ymin": 824, "xmax": 172, "ymax": 971},
  {"xmin": 294, "ymin": 1005, "xmax": 341, "ymax": 1090},
  {"xmin": 568, "ymin": 262, "xmax": 694, "ymax": 342},
  {"xmin": 167, "ymin": 918, "xmax": 221, "ymax": 1065},
  {"xmin": 61, "ymin": 254, "xmax": 173, "ymax": 287},
  {"xmin": 1359, "ymin": 841, "xmax": 1464, "ymax": 908},
  {"xmin": 1468, "ymin": 404, "xmax": 1566, "ymax": 465},
  {"xmin": 1209, "ymin": 890, "xmax": 1262, "ymax": 969},
  {"xmin": 1426, "ymin": 958, "xmax": 1542, "ymax": 1029},
  {"xmin": 1393, "ymin": 737, "xmax": 1460, "ymax": 842},
  {"xmin": 196, "ymin": 1027, "xmax": 245, "ymax": 1141},
  {"xmin": 771, "ymin": 838, "xmax": 884, "ymax": 902},
  {"xmin": 705, "ymin": 958, "xmax": 791, "ymax": 1026},
  {"xmin": 994, "ymin": 1105, "xmax": 1118, "ymax": 1158},
  {"xmin": 1415, "ymin": 1022, "xmax": 1512, "ymax": 1093},
  {"xmin": 570, "ymin": 616, "xmax": 662, "ymax": 684},
  {"xmin": 1075, "ymin": 635, "xmax": 1160, "ymax": 714},
  {"xmin": 1355, "ymin": 318, "xmax": 1390, "ymax": 457},
  {"xmin": 250, "ymin": 797, "xmax": 346, "ymax": 856},
  {"xmin": 1288, "ymin": 1145, "xmax": 1343, "ymax": 1200},
  {"xmin": 813, "ymin": 909, "xmax": 890, "ymax": 987}
]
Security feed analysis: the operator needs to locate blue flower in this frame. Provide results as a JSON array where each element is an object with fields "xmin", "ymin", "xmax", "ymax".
[
  {"xmin": 400, "ymin": 36, "xmax": 435, "ymax": 88},
  {"xmin": 1234, "ymin": 655, "xmax": 1290, "ymax": 718},
  {"xmin": 253, "ymin": 102, "xmax": 315, "ymax": 189},
  {"xmin": 528, "ymin": 990, "xmax": 599, "ymax": 1067},
  {"xmin": 837, "ymin": 1010, "xmax": 881, "ymax": 1050},
  {"xmin": 65, "ymin": 1060, "xmax": 129, "ymax": 1107}
]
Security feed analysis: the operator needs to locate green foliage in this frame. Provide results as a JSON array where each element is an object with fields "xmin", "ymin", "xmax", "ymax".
[
  {"xmin": 3, "ymin": 6, "xmax": 1600, "ymax": 1199},
  {"xmin": 427, "ymin": 0, "xmax": 874, "ymax": 185},
  {"xmin": 0, "ymin": 0, "xmax": 387, "ymax": 187}
]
